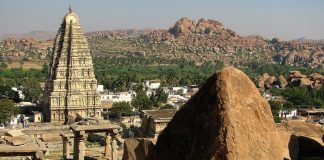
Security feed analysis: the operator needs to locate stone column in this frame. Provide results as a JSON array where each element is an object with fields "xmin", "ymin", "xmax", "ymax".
[
  {"xmin": 104, "ymin": 131, "xmax": 111, "ymax": 158},
  {"xmin": 62, "ymin": 136, "xmax": 71, "ymax": 159},
  {"xmin": 73, "ymin": 132, "xmax": 79, "ymax": 159},
  {"xmin": 73, "ymin": 131, "xmax": 86, "ymax": 160},
  {"xmin": 111, "ymin": 137, "xmax": 117, "ymax": 160},
  {"xmin": 110, "ymin": 130, "xmax": 118, "ymax": 160}
]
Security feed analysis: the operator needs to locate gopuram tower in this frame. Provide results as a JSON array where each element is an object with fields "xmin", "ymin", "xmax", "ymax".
[{"xmin": 43, "ymin": 6, "xmax": 102, "ymax": 122}]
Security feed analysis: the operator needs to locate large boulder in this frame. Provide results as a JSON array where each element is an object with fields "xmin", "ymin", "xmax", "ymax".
[
  {"xmin": 169, "ymin": 17, "xmax": 196, "ymax": 35},
  {"xmin": 147, "ymin": 67, "xmax": 284, "ymax": 160},
  {"xmin": 122, "ymin": 138, "xmax": 155, "ymax": 160},
  {"xmin": 264, "ymin": 76, "xmax": 277, "ymax": 89},
  {"xmin": 288, "ymin": 71, "xmax": 306, "ymax": 79},
  {"xmin": 278, "ymin": 120, "xmax": 324, "ymax": 160},
  {"xmin": 290, "ymin": 78, "xmax": 312, "ymax": 87},
  {"xmin": 277, "ymin": 75, "xmax": 288, "ymax": 88},
  {"xmin": 308, "ymin": 73, "xmax": 323, "ymax": 81},
  {"xmin": 257, "ymin": 73, "xmax": 270, "ymax": 89}
]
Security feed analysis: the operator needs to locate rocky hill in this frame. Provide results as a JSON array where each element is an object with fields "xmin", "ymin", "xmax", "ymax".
[
  {"xmin": 143, "ymin": 17, "xmax": 323, "ymax": 68},
  {"xmin": 0, "ymin": 17, "xmax": 323, "ymax": 69},
  {"xmin": 0, "ymin": 31, "xmax": 55, "ymax": 41},
  {"xmin": 0, "ymin": 37, "xmax": 51, "ymax": 61}
]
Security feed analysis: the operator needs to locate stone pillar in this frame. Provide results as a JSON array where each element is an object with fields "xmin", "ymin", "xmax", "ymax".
[
  {"xmin": 111, "ymin": 137, "xmax": 117, "ymax": 160},
  {"xmin": 110, "ymin": 130, "xmax": 118, "ymax": 160},
  {"xmin": 104, "ymin": 131, "xmax": 111, "ymax": 158},
  {"xmin": 73, "ymin": 131, "xmax": 86, "ymax": 160},
  {"xmin": 73, "ymin": 133, "xmax": 79, "ymax": 160},
  {"xmin": 62, "ymin": 136, "xmax": 71, "ymax": 159}
]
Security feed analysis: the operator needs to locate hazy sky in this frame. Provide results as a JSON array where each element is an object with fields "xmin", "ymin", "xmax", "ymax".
[{"xmin": 0, "ymin": 0, "xmax": 323, "ymax": 40}]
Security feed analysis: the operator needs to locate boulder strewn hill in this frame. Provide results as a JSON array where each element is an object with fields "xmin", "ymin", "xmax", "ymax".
[
  {"xmin": 1, "ymin": 17, "xmax": 323, "ymax": 69},
  {"xmin": 143, "ymin": 17, "xmax": 323, "ymax": 68}
]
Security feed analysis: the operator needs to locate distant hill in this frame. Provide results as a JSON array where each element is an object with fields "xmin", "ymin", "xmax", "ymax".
[
  {"xmin": 0, "ymin": 31, "xmax": 56, "ymax": 40},
  {"xmin": 86, "ymin": 29, "xmax": 153, "ymax": 37},
  {"xmin": 291, "ymin": 37, "xmax": 324, "ymax": 45},
  {"xmin": 1, "ymin": 17, "xmax": 323, "ymax": 69}
]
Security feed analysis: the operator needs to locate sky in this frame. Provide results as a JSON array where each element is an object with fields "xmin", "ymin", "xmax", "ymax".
[{"xmin": 0, "ymin": 0, "xmax": 323, "ymax": 40}]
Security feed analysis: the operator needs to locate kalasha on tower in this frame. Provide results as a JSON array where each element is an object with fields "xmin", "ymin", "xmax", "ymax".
[{"xmin": 42, "ymin": 6, "xmax": 102, "ymax": 122}]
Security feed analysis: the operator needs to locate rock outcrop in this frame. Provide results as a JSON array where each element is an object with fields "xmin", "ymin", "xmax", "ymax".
[
  {"xmin": 278, "ymin": 120, "xmax": 324, "ymax": 160},
  {"xmin": 255, "ymin": 72, "xmax": 323, "ymax": 90},
  {"xmin": 122, "ymin": 138, "xmax": 155, "ymax": 160},
  {"xmin": 142, "ymin": 17, "xmax": 324, "ymax": 68},
  {"xmin": 277, "ymin": 75, "xmax": 288, "ymax": 88},
  {"xmin": 147, "ymin": 67, "xmax": 284, "ymax": 160}
]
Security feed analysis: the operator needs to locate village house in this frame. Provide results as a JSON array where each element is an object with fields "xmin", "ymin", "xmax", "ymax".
[
  {"xmin": 278, "ymin": 109, "xmax": 297, "ymax": 118},
  {"xmin": 100, "ymin": 91, "xmax": 135, "ymax": 103},
  {"xmin": 140, "ymin": 109, "xmax": 178, "ymax": 138},
  {"xmin": 297, "ymin": 108, "xmax": 324, "ymax": 118},
  {"xmin": 144, "ymin": 80, "xmax": 161, "ymax": 90},
  {"xmin": 97, "ymin": 84, "xmax": 105, "ymax": 92}
]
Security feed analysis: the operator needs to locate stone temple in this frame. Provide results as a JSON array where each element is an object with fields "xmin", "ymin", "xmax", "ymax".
[{"xmin": 42, "ymin": 7, "xmax": 102, "ymax": 122}]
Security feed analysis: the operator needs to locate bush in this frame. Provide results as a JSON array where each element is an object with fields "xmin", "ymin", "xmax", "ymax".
[
  {"xmin": 204, "ymin": 27, "xmax": 211, "ymax": 34},
  {"xmin": 0, "ymin": 99, "xmax": 18, "ymax": 124},
  {"xmin": 160, "ymin": 104, "xmax": 174, "ymax": 110}
]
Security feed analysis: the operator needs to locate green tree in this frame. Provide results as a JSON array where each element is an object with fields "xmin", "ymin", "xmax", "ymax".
[
  {"xmin": 204, "ymin": 27, "xmax": 212, "ymax": 34},
  {"xmin": 179, "ymin": 77, "xmax": 191, "ymax": 86},
  {"xmin": 160, "ymin": 104, "xmax": 174, "ymax": 110},
  {"xmin": 150, "ymin": 87, "xmax": 168, "ymax": 108},
  {"xmin": 133, "ymin": 84, "xmax": 144, "ymax": 93},
  {"xmin": 1, "ymin": 79, "xmax": 16, "ymax": 87},
  {"xmin": 42, "ymin": 63, "xmax": 49, "ymax": 75},
  {"xmin": 282, "ymin": 101, "xmax": 294, "ymax": 118},
  {"xmin": 23, "ymin": 77, "xmax": 41, "ymax": 102},
  {"xmin": 269, "ymin": 100, "xmax": 282, "ymax": 123},
  {"xmin": 0, "ymin": 99, "xmax": 18, "ymax": 124},
  {"xmin": 166, "ymin": 70, "xmax": 179, "ymax": 86},
  {"xmin": 131, "ymin": 90, "xmax": 152, "ymax": 110},
  {"xmin": 109, "ymin": 102, "xmax": 133, "ymax": 118},
  {"xmin": 0, "ymin": 85, "xmax": 20, "ymax": 102}
]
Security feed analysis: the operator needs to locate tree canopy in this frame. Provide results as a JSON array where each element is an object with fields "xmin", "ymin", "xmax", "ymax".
[
  {"xmin": 0, "ymin": 99, "xmax": 18, "ymax": 124},
  {"xmin": 23, "ymin": 77, "xmax": 42, "ymax": 102},
  {"xmin": 150, "ymin": 87, "xmax": 168, "ymax": 108},
  {"xmin": 0, "ymin": 84, "xmax": 20, "ymax": 102},
  {"xmin": 109, "ymin": 102, "xmax": 133, "ymax": 118},
  {"xmin": 131, "ymin": 89, "xmax": 152, "ymax": 110}
]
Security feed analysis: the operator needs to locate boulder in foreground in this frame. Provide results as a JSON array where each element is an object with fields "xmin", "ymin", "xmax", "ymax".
[
  {"xmin": 147, "ymin": 67, "xmax": 284, "ymax": 160},
  {"xmin": 123, "ymin": 138, "xmax": 155, "ymax": 160}
]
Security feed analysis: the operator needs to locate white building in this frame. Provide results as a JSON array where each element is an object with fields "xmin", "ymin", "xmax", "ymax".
[
  {"xmin": 168, "ymin": 94, "xmax": 188, "ymax": 103},
  {"xmin": 97, "ymin": 85, "xmax": 104, "ymax": 92},
  {"xmin": 279, "ymin": 109, "xmax": 297, "ymax": 118},
  {"xmin": 100, "ymin": 91, "xmax": 135, "ymax": 103},
  {"xmin": 170, "ymin": 87, "xmax": 188, "ymax": 95},
  {"xmin": 11, "ymin": 87, "xmax": 25, "ymax": 99},
  {"xmin": 144, "ymin": 80, "xmax": 161, "ymax": 90}
]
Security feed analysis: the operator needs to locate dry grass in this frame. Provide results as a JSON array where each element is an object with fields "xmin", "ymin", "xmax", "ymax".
[{"xmin": 7, "ymin": 62, "xmax": 42, "ymax": 69}]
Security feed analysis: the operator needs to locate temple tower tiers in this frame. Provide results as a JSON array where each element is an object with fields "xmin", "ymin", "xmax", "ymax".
[{"xmin": 43, "ymin": 8, "xmax": 102, "ymax": 122}]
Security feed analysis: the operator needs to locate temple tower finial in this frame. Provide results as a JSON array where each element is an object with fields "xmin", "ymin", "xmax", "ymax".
[{"xmin": 68, "ymin": 4, "xmax": 72, "ymax": 13}]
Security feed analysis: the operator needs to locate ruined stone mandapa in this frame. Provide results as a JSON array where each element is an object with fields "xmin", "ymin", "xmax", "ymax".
[{"xmin": 42, "ymin": 7, "xmax": 101, "ymax": 122}]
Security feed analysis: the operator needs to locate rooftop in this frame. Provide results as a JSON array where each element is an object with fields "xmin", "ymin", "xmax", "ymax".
[
  {"xmin": 70, "ymin": 121, "xmax": 120, "ymax": 132},
  {"xmin": 101, "ymin": 101, "xmax": 113, "ymax": 109},
  {"xmin": 298, "ymin": 108, "xmax": 324, "ymax": 113},
  {"xmin": 142, "ymin": 109, "xmax": 178, "ymax": 120}
]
